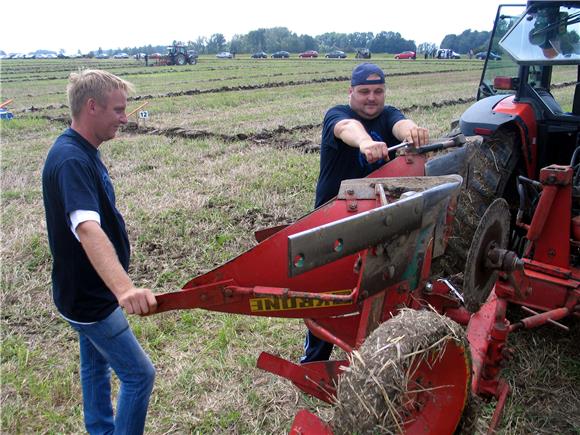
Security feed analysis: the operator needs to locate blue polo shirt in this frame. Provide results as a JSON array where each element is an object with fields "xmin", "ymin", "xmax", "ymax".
[
  {"xmin": 42, "ymin": 128, "xmax": 130, "ymax": 322},
  {"xmin": 315, "ymin": 105, "xmax": 405, "ymax": 207}
]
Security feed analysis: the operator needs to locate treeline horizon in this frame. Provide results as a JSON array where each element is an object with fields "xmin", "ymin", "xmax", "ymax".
[{"xmin": 27, "ymin": 27, "xmax": 493, "ymax": 57}]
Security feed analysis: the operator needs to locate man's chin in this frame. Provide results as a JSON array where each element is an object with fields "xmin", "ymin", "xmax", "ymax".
[{"xmin": 362, "ymin": 109, "xmax": 380, "ymax": 119}]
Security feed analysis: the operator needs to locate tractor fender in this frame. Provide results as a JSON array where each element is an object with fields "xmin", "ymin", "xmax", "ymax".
[
  {"xmin": 459, "ymin": 95, "xmax": 516, "ymax": 137},
  {"xmin": 462, "ymin": 95, "xmax": 537, "ymax": 177}
]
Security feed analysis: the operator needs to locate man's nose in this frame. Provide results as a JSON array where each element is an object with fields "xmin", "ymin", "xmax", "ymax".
[{"xmin": 120, "ymin": 112, "xmax": 128, "ymax": 124}]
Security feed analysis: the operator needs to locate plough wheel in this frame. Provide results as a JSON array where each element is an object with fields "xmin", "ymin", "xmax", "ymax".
[
  {"xmin": 463, "ymin": 198, "xmax": 510, "ymax": 312},
  {"xmin": 332, "ymin": 310, "xmax": 471, "ymax": 434}
]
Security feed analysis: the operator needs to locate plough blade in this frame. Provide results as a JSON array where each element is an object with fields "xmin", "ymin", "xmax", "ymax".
[
  {"xmin": 289, "ymin": 410, "xmax": 333, "ymax": 435},
  {"xmin": 256, "ymin": 352, "xmax": 346, "ymax": 403}
]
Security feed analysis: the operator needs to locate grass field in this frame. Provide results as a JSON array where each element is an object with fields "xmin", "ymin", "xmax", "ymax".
[{"xmin": 1, "ymin": 55, "xmax": 579, "ymax": 434}]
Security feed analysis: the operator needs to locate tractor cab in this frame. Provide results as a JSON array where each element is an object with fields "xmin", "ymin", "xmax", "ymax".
[
  {"xmin": 478, "ymin": 3, "xmax": 579, "ymax": 99},
  {"xmin": 463, "ymin": 1, "xmax": 579, "ymax": 177}
]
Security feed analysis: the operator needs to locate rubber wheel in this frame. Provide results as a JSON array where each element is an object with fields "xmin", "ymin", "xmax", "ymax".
[
  {"xmin": 176, "ymin": 54, "xmax": 186, "ymax": 65},
  {"xmin": 189, "ymin": 57, "xmax": 197, "ymax": 65},
  {"xmin": 332, "ymin": 310, "xmax": 471, "ymax": 435},
  {"xmin": 432, "ymin": 128, "xmax": 520, "ymax": 276}
]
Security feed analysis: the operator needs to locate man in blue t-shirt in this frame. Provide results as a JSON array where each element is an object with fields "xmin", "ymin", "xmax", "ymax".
[
  {"xmin": 42, "ymin": 70, "xmax": 157, "ymax": 434},
  {"xmin": 302, "ymin": 63, "xmax": 430, "ymax": 363}
]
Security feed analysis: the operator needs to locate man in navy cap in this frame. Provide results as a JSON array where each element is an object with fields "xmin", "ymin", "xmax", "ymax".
[{"xmin": 302, "ymin": 62, "xmax": 430, "ymax": 363}]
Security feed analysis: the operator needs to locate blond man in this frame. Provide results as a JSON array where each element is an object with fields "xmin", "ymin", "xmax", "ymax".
[{"xmin": 42, "ymin": 70, "xmax": 156, "ymax": 434}]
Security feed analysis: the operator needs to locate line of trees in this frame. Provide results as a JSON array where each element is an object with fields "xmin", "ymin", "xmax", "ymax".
[
  {"xmin": 440, "ymin": 29, "xmax": 493, "ymax": 54},
  {"xmin": 187, "ymin": 28, "xmax": 417, "ymax": 55},
  {"xmin": 91, "ymin": 27, "xmax": 491, "ymax": 57}
]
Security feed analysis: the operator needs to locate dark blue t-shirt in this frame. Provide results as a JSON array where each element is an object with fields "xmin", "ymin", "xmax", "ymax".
[
  {"xmin": 42, "ymin": 128, "xmax": 130, "ymax": 322},
  {"xmin": 315, "ymin": 105, "xmax": 405, "ymax": 207}
]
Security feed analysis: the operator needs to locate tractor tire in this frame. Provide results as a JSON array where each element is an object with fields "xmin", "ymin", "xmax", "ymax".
[
  {"xmin": 332, "ymin": 309, "xmax": 471, "ymax": 435},
  {"xmin": 428, "ymin": 128, "xmax": 521, "ymax": 277},
  {"xmin": 189, "ymin": 57, "xmax": 197, "ymax": 65},
  {"xmin": 176, "ymin": 54, "xmax": 186, "ymax": 66}
]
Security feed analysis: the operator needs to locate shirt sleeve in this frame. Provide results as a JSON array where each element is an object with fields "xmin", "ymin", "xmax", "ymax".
[
  {"xmin": 57, "ymin": 158, "xmax": 101, "ymax": 215},
  {"xmin": 322, "ymin": 106, "xmax": 351, "ymax": 150},
  {"xmin": 384, "ymin": 106, "xmax": 406, "ymax": 138},
  {"xmin": 69, "ymin": 210, "xmax": 101, "ymax": 241}
]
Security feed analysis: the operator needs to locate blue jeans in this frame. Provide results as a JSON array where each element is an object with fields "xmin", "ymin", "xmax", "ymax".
[
  {"xmin": 67, "ymin": 307, "xmax": 155, "ymax": 435},
  {"xmin": 300, "ymin": 329, "xmax": 334, "ymax": 363}
]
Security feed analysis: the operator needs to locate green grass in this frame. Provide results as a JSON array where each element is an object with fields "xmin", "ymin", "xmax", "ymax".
[{"xmin": 1, "ymin": 57, "xmax": 578, "ymax": 434}]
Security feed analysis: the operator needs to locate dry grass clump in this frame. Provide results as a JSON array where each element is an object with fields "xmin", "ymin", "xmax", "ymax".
[{"xmin": 332, "ymin": 309, "xmax": 467, "ymax": 434}]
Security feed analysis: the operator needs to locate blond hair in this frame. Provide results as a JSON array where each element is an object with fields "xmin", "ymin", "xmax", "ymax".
[{"xmin": 67, "ymin": 69, "xmax": 134, "ymax": 118}]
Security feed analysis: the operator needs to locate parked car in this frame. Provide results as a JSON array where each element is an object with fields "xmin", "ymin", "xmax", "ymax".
[
  {"xmin": 271, "ymin": 51, "xmax": 290, "ymax": 58},
  {"xmin": 251, "ymin": 51, "xmax": 268, "ymax": 59},
  {"xmin": 475, "ymin": 51, "xmax": 502, "ymax": 60},
  {"xmin": 395, "ymin": 51, "xmax": 416, "ymax": 60},
  {"xmin": 216, "ymin": 52, "xmax": 233, "ymax": 59},
  {"xmin": 113, "ymin": 52, "xmax": 129, "ymax": 59},
  {"xmin": 436, "ymin": 49, "xmax": 461, "ymax": 59},
  {"xmin": 299, "ymin": 50, "xmax": 318, "ymax": 58},
  {"xmin": 95, "ymin": 53, "xmax": 109, "ymax": 59},
  {"xmin": 325, "ymin": 50, "xmax": 347, "ymax": 58}
]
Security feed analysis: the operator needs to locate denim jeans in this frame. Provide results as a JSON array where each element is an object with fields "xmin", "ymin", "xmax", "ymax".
[
  {"xmin": 67, "ymin": 307, "xmax": 155, "ymax": 435},
  {"xmin": 300, "ymin": 329, "xmax": 334, "ymax": 363}
]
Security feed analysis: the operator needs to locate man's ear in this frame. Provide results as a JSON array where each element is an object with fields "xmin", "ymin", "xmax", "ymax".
[{"xmin": 86, "ymin": 98, "xmax": 97, "ymax": 114}]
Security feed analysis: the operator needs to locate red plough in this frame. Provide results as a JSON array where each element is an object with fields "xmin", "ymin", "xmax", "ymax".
[{"xmin": 153, "ymin": 154, "xmax": 578, "ymax": 432}]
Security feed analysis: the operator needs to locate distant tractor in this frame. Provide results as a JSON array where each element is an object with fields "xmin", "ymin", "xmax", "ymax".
[
  {"xmin": 158, "ymin": 45, "xmax": 198, "ymax": 66},
  {"xmin": 355, "ymin": 48, "xmax": 371, "ymax": 59}
]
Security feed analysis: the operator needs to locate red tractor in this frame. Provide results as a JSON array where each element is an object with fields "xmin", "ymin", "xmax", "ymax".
[
  {"xmin": 151, "ymin": 2, "xmax": 579, "ymax": 433},
  {"xmin": 443, "ymin": 1, "xmax": 580, "ymax": 276}
]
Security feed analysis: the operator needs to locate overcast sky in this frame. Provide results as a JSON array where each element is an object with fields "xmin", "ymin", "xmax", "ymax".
[{"xmin": 4, "ymin": 0, "xmax": 508, "ymax": 54}]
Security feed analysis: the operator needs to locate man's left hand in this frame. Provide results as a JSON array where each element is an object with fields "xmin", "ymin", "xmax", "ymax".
[{"xmin": 406, "ymin": 126, "xmax": 429, "ymax": 147}]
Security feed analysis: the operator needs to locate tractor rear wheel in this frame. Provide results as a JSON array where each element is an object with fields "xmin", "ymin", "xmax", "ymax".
[
  {"xmin": 430, "ymin": 128, "xmax": 521, "ymax": 276},
  {"xmin": 176, "ymin": 54, "xmax": 186, "ymax": 65},
  {"xmin": 332, "ymin": 310, "xmax": 471, "ymax": 434}
]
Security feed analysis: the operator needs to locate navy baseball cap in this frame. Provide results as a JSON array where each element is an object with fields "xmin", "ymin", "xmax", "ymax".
[{"xmin": 351, "ymin": 63, "xmax": 385, "ymax": 86}]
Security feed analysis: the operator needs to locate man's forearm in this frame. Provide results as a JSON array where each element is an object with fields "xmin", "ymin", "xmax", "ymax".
[
  {"xmin": 392, "ymin": 119, "xmax": 418, "ymax": 141},
  {"xmin": 393, "ymin": 119, "xmax": 429, "ymax": 146},
  {"xmin": 77, "ymin": 221, "xmax": 133, "ymax": 299},
  {"xmin": 334, "ymin": 119, "xmax": 373, "ymax": 148},
  {"xmin": 334, "ymin": 119, "xmax": 389, "ymax": 163}
]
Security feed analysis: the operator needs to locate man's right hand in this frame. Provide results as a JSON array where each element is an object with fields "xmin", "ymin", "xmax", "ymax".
[
  {"xmin": 359, "ymin": 139, "xmax": 390, "ymax": 163},
  {"xmin": 118, "ymin": 287, "xmax": 158, "ymax": 315}
]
